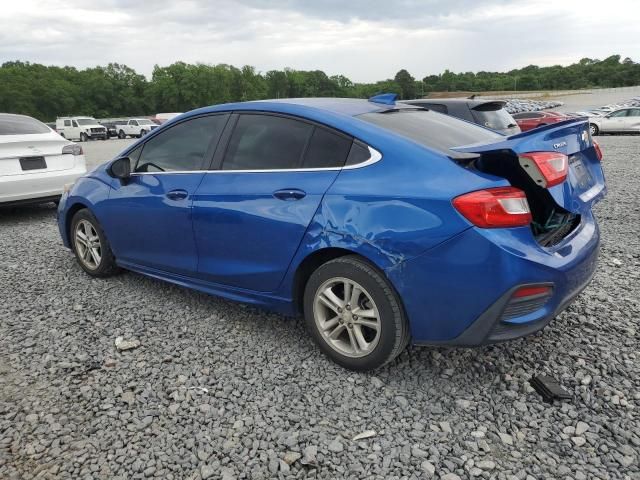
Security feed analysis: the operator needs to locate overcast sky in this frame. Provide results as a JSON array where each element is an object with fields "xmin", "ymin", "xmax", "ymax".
[{"xmin": 1, "ymin": 0, "xmax": 638, "ymax": 82}]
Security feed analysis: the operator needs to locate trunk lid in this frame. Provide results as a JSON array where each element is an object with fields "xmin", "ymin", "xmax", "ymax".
[
  {"xmin": 0, "ymin": 134, "xmax": 75, "ymax": 176},
  {"xmin": 452, "ymin": 119, "xmax": 606, "ymax": 215}
]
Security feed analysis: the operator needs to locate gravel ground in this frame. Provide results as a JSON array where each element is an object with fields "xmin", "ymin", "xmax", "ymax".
[
  {"xmin": 0, "ymin": 136, "xmax": 638, "ymax": 480},
  {"xmin": 80, "ymin": 138, "xmax": 135, "ymax": 170}
]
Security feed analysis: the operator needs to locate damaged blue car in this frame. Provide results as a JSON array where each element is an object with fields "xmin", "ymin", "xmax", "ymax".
[{"xmin": 57, "ymin": 95, "xmax": 606, "ymax": 370}]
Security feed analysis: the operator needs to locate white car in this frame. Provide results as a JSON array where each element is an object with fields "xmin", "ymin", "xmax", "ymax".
[
  {"xmin": 589, "ymin": 108, "xmax": 640, "ymax": 136},
  {"xmin": 115, "ymin": 119, "xmax": 159, "ymax": 139},
  {"xmin": 0, "ymin": 114, "xmax": 86, "ymax": 206},
  {"xmin": 56, "ymin": 116, "xmax": 108, "ymax": 142}
]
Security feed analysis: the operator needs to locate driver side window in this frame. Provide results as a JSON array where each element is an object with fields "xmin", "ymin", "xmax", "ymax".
[
  {"xmin": 609, "ymin": 110, "xmax": 629, "ymax": 118},
  {"xmin": 134, "ymin": 115, "xmax": 228, "ymax": 173}
]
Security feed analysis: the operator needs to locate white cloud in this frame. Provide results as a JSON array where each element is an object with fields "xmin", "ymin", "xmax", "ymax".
[{"xmin": 0, "ymin": 0, "xmax": 638, "ymax": 82}]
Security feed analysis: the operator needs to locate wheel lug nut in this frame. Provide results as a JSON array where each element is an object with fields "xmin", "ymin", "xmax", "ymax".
[{"xmin": 337, "ymin": 308, "xmax": 342, "ymax": 313}]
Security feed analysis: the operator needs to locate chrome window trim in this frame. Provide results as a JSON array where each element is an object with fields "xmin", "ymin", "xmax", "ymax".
[{"xmin": 129, "ymin": 146, "xmax": 382, "ymax": 176}]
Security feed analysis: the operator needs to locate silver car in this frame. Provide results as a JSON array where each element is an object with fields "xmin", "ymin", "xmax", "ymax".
[{"xmin": 589, "ymin": 108, "xmax": 640, "ymax": 135}]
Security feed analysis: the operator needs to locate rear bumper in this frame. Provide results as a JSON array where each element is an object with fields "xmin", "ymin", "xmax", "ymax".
[
  {"xmin": 387, "ymin": 211, "xmax": 600, "ymax": 345},
  {"xmin": 0, "ymin": 161, "xmax": 86, "ymax": 204}
]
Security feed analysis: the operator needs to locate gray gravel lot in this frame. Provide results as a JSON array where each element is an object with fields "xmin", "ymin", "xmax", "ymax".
[
  {"xmin": 0, "ymin": 136, "xmax": 638, "ymax": 480},
  {"xmin": 81, "ymin": 138, "xmax": 136, "ymax": 170}
]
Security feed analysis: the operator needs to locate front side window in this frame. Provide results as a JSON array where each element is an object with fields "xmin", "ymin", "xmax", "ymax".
[
  {"xmin": 72, "ymin": 121, "xmax": 79, "ymax": 127},
  {"xmin": 222, "ymin": 114, "xmax": 313, "ymax": 170},
  {"xmin": 608, "ymin": 110, "xmax": 629, "ymax": 118},
  {"xmin": 629, "ymin": 109, "xmax": 640, "ymax": 117},
  {"xmin": 134, "ymin": 115, "xmax": 228, "ymax": 173},
  {"xmin": 130, "ymin": 120, "xmax": 138, "ymax": 126}
]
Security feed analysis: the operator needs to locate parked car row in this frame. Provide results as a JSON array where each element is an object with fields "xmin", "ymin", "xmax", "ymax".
[
  {"xmin": 52, "ymin": 93, "xmax": 605, "ymax": 370},
  {"xmin": 44, "ymin": 113, "xmax": 184, "ymax": 141},
  {"xmin": 504, "ymin": 98, "xmax": 564, "ymax": 114}
]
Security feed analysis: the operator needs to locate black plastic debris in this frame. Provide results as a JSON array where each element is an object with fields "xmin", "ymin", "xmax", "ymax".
[{"xmin": 530, "ymin": 375, "xmax": 572, "ymax": 403}]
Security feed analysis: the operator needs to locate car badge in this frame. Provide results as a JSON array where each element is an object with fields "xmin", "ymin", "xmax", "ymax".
[{"xmin": 553, "ymin": 141, "xmax": 567, "ymax": 149}]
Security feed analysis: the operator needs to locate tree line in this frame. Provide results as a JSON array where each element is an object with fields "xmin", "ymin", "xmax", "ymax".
[{"xmin": 0, "ymin": 55, "xmax": 638, "ymax": 121}]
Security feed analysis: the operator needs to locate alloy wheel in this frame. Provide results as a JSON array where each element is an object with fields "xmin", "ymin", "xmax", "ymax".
[
  {"xmin": 313, "ymin": 277, "xmax": 381, "ymax": 358},
  {"xmin": 74, "ymin": 220, "xmax": 102, "ymax": 270}
]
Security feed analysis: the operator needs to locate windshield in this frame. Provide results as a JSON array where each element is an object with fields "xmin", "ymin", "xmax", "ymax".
[
  {"xmin": 76, "ymin": 118, "xmax": 97, "ymax": 125},
  {"xmin": 471, "ymin": 107, "xmax": 516, "ymax": 130},
  {"xmin": 358, "ymin": 109, "xmax": 501, "ymax": 156},
  {"xmin": 137, "ymin": 119, "xmax": 154, "ymax": 125},
  {"xmin": 0, "ymin": 114, "xmax": 50, "ymax": 135}
]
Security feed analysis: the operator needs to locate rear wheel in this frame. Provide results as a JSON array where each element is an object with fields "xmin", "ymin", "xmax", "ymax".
[
  {"xmin": 71, "ymin": 209, "xmax": 120, "ymax": 277},
  {"xmin": 590, "ymin": 123, "xmax": 599, "ymax": 136},
  {"xmin": 303, "ymin": 255, "xmax": 409, "ymax": 371}
]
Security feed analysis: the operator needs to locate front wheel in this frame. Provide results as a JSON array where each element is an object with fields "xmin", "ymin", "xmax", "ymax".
[
  {"xmin": 303, "ymin": 255, "xmax": 409, "ymax": 371},
  {"xmin": 71, "ymin": 209, "xmax": 120, "ymax": 277},
  {"xmin": 139, "ymin": 129, "xmax": 147, "ymax": 138},
  {"xmin": 118, "ymin": 130, "xmax": 126, "ymax": 139},
  {"xmin": 590, "ymin": 123, "xmax": 599, "ymax": 136},
  {"xmin": 79, "ymin": 133, "xmax": 87, "ymax": 142}
]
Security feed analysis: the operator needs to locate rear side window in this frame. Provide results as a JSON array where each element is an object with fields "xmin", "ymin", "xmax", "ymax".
[
  {"xmin": 223, "ymin": 114, "xmax": 312, "ymax": 170},
  {"xmin": 302, "ymin": 127, "xmax": 352, "ymax": 168},
  {"xmin": 64, "ymin": 120, "xmax": 71, "ymax": 127},
  {"xmin": 0, "ymin": 115, "xmax": 50, "ymax": 135},
  {"xmin": 135, "ymin": 115, "xmax": 227, "ymax": 172},
  {"xmin": 358, "ymin": 110, "xmax": 500, "ymax": 157}
]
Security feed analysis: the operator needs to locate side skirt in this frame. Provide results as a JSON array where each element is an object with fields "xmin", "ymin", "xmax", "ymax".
[{"xmin": 116, "ymin": 260, "xmax": 296, "ymax": 315}]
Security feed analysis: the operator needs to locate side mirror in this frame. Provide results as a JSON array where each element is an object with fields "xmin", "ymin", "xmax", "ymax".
[{"xmin": 108, "ymin": 157, "xmax": 131, "ymax": 184}]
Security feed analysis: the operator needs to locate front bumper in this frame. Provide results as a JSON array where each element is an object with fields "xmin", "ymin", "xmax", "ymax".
[{"xmin": 387, "ymin": 211, "xmax": 600, "ymax": 345}]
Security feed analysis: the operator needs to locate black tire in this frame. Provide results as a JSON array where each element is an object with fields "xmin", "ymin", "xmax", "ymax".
[
  {"xmin": 118, "ymin": 130, "xmax": 126, "ymax": 139},
  {"xmin": 303, "ymin": 255, "xmax": 409, "ymax": 371},
  {"xmin": 70, "ymin": 209, "xmax": 120, "ymax": 277},
  {"xmin": 590, "ymin": 123, "xmax": 599, "ymax": 136},
  {"xmin": 139, "ymin": 129, "xmax": 147, "ymax": 137},
  {"xmin": 79, "ymin": 133, "xmax": 87, "ymax": 142}
]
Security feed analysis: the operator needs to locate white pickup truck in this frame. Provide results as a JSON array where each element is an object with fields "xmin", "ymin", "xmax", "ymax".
[{"xmin": 115, "ymin": 119, "xmax": 159, "ymax": 139}]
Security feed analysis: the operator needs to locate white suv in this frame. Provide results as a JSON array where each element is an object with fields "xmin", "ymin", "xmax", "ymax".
[{"xmin": 56, "ymin": 117, "xmax": 107, "ymax": 142}]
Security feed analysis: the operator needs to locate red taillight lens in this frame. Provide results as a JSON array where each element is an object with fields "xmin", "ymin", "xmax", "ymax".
[
  {"xmin": 512, "ymin": 285, "xmax": 553, "ymax": 299},
  {"xmin": 593, "ymin": 140, "xmax": 603, "ymax": 162},
  {"xmin": 452, "ymin": 187, "xmax": 532, "ymax": 228},
  {"xmin": 518, "ymin": 151, "xmax": 568, "ymax": 188}
]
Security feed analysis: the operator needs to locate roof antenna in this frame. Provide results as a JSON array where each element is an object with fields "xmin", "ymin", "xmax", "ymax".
[{"xmin": 369, "ymin": 93, "xmax": 398, "ymax": 105}]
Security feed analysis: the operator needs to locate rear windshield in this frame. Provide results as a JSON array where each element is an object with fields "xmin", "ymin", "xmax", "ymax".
[
  {"xmin": 358, "ymin": 109, "xmax": 501, "ymax": 156},
  {"xmin": 471, "ymin": 106, "xmax": 516, "ymax": 130},
  {"xmin": 0, "ymin": 114, "xmax": 50, "ymax": 135}
]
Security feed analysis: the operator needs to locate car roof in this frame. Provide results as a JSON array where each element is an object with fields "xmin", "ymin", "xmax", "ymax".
[{"xmin": 193, "ymin": 97, "xmax": 416, "ymax": 118}]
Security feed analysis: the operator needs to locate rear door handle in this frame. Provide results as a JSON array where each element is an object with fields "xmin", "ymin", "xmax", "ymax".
[
  {"xmin": 166, "ymin": 189, "xmax": 188, "ymax": 201},
  {"xmin": 273, "ymin": 189, "xmax": 306, "ymax": 201}
]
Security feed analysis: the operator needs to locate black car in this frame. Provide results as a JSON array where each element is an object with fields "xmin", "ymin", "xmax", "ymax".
[
  {"xmin": 402, "ymin": 98, "xmax": 520, "ymax": 136},
  {"xmin": 99, "ymin": 121, "xmax": 119, "ymax": 138}
]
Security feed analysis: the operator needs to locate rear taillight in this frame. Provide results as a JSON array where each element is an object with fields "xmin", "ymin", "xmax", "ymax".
[
  {"xmin": 593, "ymin": 140, "xmax": 603, "ymax": 162},
  {"xmin": 453, "ymin": 187, "xmax": 532, "ymax": 228},
  {"xmin": 518, "ymin": 151, "xmax": 568, "ymax": 188},
  {"xmin": 62, "ymin": 144, "xmax": 83, "ymax": 156}
]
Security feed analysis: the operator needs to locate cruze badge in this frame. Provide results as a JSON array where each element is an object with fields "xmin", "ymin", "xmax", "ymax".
[{"xmin": 553, "ymin": 141, "xmax": 567, "ymax": 149}]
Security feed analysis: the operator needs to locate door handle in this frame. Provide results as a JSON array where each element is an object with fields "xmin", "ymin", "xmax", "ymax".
[
  {"xmin": 273, "ymin": 189, "xmax": 306, "ymax": 201},
  {"xmin": 166, "ymin": 189, "xmax": 188, "ymax": 200}
]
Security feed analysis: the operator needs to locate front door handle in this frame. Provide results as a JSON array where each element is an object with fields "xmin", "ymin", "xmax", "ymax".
[
  {"xmin": 273, "ymin": 188, "xmax": 306, "ymax": 201},
  {"xmin": 166, "ymin": 189, "xmax": 188, "ymax": 201}
]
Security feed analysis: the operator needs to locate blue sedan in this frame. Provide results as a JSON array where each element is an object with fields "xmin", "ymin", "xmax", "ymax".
[{"xmin": 57, "ymin": 95, "xmax": 606, "ymax": 370}]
